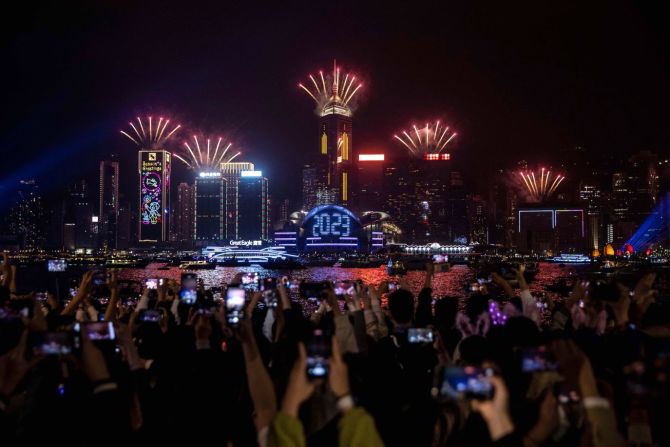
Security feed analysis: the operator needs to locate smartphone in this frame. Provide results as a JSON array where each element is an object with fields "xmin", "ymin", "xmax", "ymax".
[
  {"xmin": 432, "ymin": 254, "xmax": 447, "ymax": 263},
  {"xmin": 31, "ymin": 331, "xmax": 78, "ymax": 355},
  {"xmin": 441, "ymin": 366, "xmax": 494, "ymax": 400},
  {"xmin": 47, "ymin": 259, "xmax": 67, "ymax": 272},
  {"xmin": 35, "ymin": 292, "xmax": 48, "ymax": 302},
  {"xmin": 388, "ymin": 281, "xmax": 399, "ymax": 292},
  {"xmin": 407, "ymin": 328, "xmax": 434, "ymax": 344},
  {"xmin": 225, "ymin": 287, "xmax": 246, "ymax": 326},
  {"xmin": 520, "ymin": 346, "xmax": 557, "ymax": 373},
  {"xmin": 306, "ymin": 329, "xmax": 332, "ymax": 379},
  {"xmin": 334, "ymin": 280, "xmax": 356, "ymax": 297},
  {"xmin": 145, "ymin": 278, "xmax": 158, "ymax": 290},
  {"xmin": 469, "ymin": 283, "xmax": 480, "ymax": 292},
  {"xmin": 138, "ymin": 309, "xmax": 162, "ymax": 323},
  {"xmin": 300, "ymin": 282, "xmax": 328, "ymax": 300},
  {"xmin": 75, "ymin": 321, "xmax": 116, "ymax": 341},
  {"xmin": 92, "ymin": 269, "xmax": 107, "ymax": 286},
  {"xmin": 180, "ymin": 273, "xmax": 197, "ymax": 304},
  {"xmin": 241, "ymin": 272, "xmax": 259, "ymax": 289}
]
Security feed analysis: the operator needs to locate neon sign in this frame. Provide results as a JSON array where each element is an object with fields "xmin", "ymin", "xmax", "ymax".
[{"xmin": 311, "ymin": 212, "xmax": 351, "ymax": 237}]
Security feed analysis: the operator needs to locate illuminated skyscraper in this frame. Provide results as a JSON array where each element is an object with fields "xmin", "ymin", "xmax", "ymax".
[
  {"xmin": 237, "ymin": 170, "xmax": 269, "ymax": 241},
  {"xmin": 320, "ymin": 101, "xmax": 353, "ymax": 206},
  {"xmin": 194, "ymin": 173, "xmax": 227, "ymax": 246},
  {"xmin": 302, "ymin": 164, "xmax": 327, "ymax": 210},
  {"xmin": 138, "ymin": 150, "xmax": 171, "ymax": 243},
  {"xmin": 221, "ymin": 162, "xmax": 254, "ymax": 240},
  {"xmin": 99, "ymin": 159, "xmax": 119, "ymax": 250}
]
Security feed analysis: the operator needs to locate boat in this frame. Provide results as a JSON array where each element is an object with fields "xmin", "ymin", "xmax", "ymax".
[
  {"xmin": 179, "ymin": 260, "xmax": 216, "ymax": 270},
  {"xmin": 550, "ymin": 254, "xmax": 591, "ymax": 264},
  {"xmin": 338, "ymin": 257, "xmax": 386, "ymax": 268}
]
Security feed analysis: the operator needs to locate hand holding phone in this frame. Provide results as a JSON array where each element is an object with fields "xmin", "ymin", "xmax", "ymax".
[
  {"xmin": 225, "ymin": 288, "xmax": 246, "ymax": 327},
  {"xmin": 407, "ymin": 328, "xmax": 434, "ymax": 344},
  {"xmin": 441, "ymin": 366, "xmax": 494, "ymax": 400},
  {"xmin": 180, "ymin": 273, "xmax": 197, "ymax": 304}
]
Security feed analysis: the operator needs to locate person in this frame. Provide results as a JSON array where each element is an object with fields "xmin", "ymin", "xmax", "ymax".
[{"xmin": 1, "ymin": 250, "xmax": 667, "ymax": 446}]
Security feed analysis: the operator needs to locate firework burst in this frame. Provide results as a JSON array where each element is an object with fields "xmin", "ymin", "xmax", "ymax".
[
  {"xmin": 393, "ymin": 120, "xmax": 457, "ymax": 155},
  {"xmin": 172, "ymin": 135, "xmax": 241, "ymax": 171},
  {"xmin": 298, "ymin": 61, "xmax": 363, "ymax": 115},
  {"xmin": 518, "ymin": 168, "xmax": 565, "ymax": 201},
  {"xmin": 120, "ymin": 116, "xmax": 181, "ymax": 148}
]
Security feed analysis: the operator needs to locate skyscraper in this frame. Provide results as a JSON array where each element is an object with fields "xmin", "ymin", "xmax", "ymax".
[
  {"xmin": 176, "ymin": 182, "xmax": 195, "ymax": 247},
  {"xmin": 8, "ymin": 180, "xmax": 45, "ymax": 249},
  {"xmin": 138, "ymin": 150, "xmax": 171, "ymax": 243},
  {"xmin": 99, "ymin": 159, "xmax": 119, "ymax": 250},
  {"xmin": 66, "ymin": 179, "xmax": 97, "ymax": 250},
  {"xmin": 302, "ymin": 164, "xmax": 327, "ymax": 210},
  {"xmin": 237, "ymin": 170, "xmax": 269, "ymax": 241},
  {"xmin": 116, "ymin": 200, "xmax": 131, "ymax": 249},
  {"xmin": 357, "ymin": 153, "xmax": 385, "ymax": 211},
  {"xmin": 221, "ymin": 162, "xmax": 255, "ymax": 240},
  {"xmin": 194, "ymin": 174, "xmax": 227, "ymax": 246},
  {"xmin": 320, "ymin": 104, "xmax": 353, "ymax": 206}
]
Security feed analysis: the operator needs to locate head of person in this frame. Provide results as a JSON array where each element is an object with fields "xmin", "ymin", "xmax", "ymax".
[{"xmin": 388, "ymin": 289, "xmax": 414, "ymax": 325}]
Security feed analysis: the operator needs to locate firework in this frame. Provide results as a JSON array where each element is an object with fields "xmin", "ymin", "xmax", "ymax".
[
  {"xmin": 518, "ymin": 168, "xmax": 565, "ymax": 201},
  {"xmin": 172, "ymin": 135, "xmax": 241, "ymax": 170},
  {"xmin": 298, "ymin": 61, "xmax": 363, "ymax": 115},
  {"xmin": 393, "ymin": 120, "xmax": 457, "ymax": 155},
  {"xmin": 120, "ymin": 116, "xmax": 181, "ymax": 148}
]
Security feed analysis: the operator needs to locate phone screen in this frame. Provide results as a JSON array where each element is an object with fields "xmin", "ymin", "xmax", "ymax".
[
  {"xmin": 47, "ymin": 259, "xmax": 67, "ymax": 272},
  {"xmin": 306, "ymin": 329, "xmax": 332, "ymax": 378},
  {"xmin": 334, "ymin": 280, "xmax": 355, "ymax": 296},
  {"xmin": 388, "ymin": 281, "xmax": 399, "ymax": 292},
  {"xmin": 300, "ymin": 282, "xmax": 327, "ymax": 300},
  {"xmin": 180, "ymin": 273, "xmax": 197, "ymax": 304},
  {"xmin": 226, "ymin": 288, "xmax": 246, "ymax": 326},
  {"xmin": 432, "ymin": 254, "xmax": 447, "ymax": 264},
  {"xmin": 146, "ymin": 278, "xmax": 158, "ymax": 290},
  {"xmin": 520, "ymin": 346, "xmax": 557, "ymax": 373},
  {"xmin": 139, "ymin": 309, "xmax": 162, "ymax": 323},
  {"xmin": 77, "ymin": 322, "xmax": 116, "ymax": 341},
  {"xmin": 31, "ymin": 331, "xmax": 77, "ymax": 355},
  {"xmin": 407, "ymin": 328, "xmax": 434, "ymax": 344},
  {"xmin": 441, "ymin": 366, "xmax": 494, "ymax": 400}
]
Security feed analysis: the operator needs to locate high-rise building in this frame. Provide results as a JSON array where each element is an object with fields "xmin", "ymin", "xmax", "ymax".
[
  {"xmin": 237, "ymin": 170, "xmax": 269, "ymax": 241},
  {"xmin": 277, "ymin": 198, "xmax": 290, "ymax": 225},
  {"xmin": 320, "ymin": 103, "xmax": 353, "ymax": 206},
  {"xmin": 138, "ymin": 150, "xmax": 171, "ymax": 243},
  {"xmin": 175, "ymin": 182, "xmax": 195, "ymax": 247},
  {"xmin": 99, "ymin": 159, "xmax": 119, "ymax": 250},
  {"xmin": 302, "ymin": 164, "xmax": 328, "ymax": 210},
  {"xmin": 357, "ymin": 153, "xmax": 385, "ymax": 211},
  {"xmin": 65, "ymin": 179, "xmax": 97, "ymax": 250},
  {"xmin": 194, "ymin": 173, "xmax": 227, "ymax": 246},
  {"xmin": 117, "ymin": 200, "xmax": 131, "ymax": 249},
  {"xmin": 8, "ymin": 180, "xmax": 45, "ymax": 249},
  {"xmin": 467, "ymin": 195, "xmax": 488, "ymax": 244},
  {"xmin": 221, "ymin": 162, "xmax": 255, "ymax": 240}
]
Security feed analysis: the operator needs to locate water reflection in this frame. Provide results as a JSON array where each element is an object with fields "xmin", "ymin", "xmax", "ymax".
[{"xmin": 119, "ymin": 262, "xmax": 579, "ymax": 303}]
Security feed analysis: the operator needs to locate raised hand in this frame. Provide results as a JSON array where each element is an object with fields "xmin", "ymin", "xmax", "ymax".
[
  {"xmin": 0, "ymin": 330, "xmax": 40, "ymax": 396},
  {"xmin": 281, "ymin": 343, "xmax": 317, "ymax": 417},
  {"xmin": 471, "ymin": 375, "xmax": 515, "ymax": 441}
]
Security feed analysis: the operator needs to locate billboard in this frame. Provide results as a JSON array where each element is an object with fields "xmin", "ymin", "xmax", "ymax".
[{"xmin": 138, "ymin": 150, "xmax": 170, "ymax": 242}]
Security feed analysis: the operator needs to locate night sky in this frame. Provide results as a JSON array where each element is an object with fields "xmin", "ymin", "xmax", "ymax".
[{"xmin": 1, "ymin": 0, "xmax": 669, "ymax": 208}]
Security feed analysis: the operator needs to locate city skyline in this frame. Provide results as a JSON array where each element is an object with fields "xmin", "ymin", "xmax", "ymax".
[{"xmin": 2, "ymin": 1, "xmax": 670, "ymax": 209}]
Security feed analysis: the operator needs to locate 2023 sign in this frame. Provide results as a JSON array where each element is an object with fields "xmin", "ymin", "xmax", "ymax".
[{"xmin": 311, "ymin": 212, "xmax": 352, "ymax": 237}]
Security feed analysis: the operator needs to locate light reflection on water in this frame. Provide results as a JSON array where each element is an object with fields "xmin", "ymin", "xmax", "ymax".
[{"xmin": 119, "ymin": 262, "xmax": 580, "ymax": 305}]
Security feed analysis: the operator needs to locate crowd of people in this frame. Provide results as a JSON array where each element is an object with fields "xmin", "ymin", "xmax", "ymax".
[{"xmin": 1, "ymin": 251, "xmax": 669, "ymax": 446}]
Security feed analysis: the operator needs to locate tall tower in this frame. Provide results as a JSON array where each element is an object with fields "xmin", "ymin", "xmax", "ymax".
[
  {"xmin": 120, "ymin": 116, "xmax": 181, "ymax": 245},
  {"xmin": 194, "ymin": 173, "xmax": 227, "ymax": 246},
  {"xmin": 299, "ymin": 61, "xmax": 363, "ymax": 208},
  {"xmin": 138, "ymin": 150, "xmax": 171, "ymax": 243},
  {"xmin": 99, "ymin": 158, "xmax": 119, "ymax": 250},
  {"xmin": 220, "ymin": 162, "xmax": 255, "ymax": 240},
  {"xmin": 238, "ymin": 170, "xmax": 269, "ymax": 241}
]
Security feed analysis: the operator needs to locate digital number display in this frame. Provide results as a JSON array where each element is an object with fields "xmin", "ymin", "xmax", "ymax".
[{"xmin": 311, "ymin": 212, "xmax": 351, "ymax": 237}]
